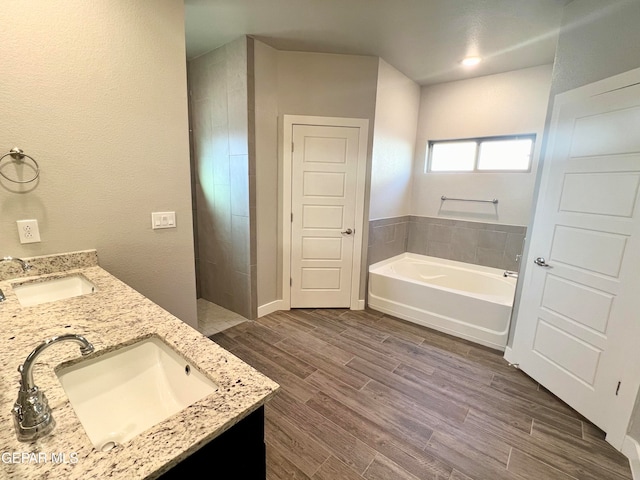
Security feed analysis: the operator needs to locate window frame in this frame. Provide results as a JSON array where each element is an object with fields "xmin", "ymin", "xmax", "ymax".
[{"xmin": 426, "ymin": 134, "xmax": 536, "ymax": 173}]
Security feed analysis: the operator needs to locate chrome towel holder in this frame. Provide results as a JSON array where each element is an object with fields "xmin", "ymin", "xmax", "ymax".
[
  {"xmin": 0, "ymin": 148, "xmax": 40, "ymax": 184},
  {"xmin": 441, "ymin": 195, "xmax": 498, "ymax": 204}
]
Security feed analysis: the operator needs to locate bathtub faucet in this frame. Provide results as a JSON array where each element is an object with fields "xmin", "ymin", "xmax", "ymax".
[{"xmin": 503, "ymin": 270, "xmax": 518, "ymax": 278}]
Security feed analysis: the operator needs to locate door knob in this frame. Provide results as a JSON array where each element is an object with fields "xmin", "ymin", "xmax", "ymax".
[
  {"xmin": 341, "ymin": 228, "xmax": 353, "ymax": 235},
  {"xmin": 534, "ymin": 257, "xmax": 551, "ymax": 267}
]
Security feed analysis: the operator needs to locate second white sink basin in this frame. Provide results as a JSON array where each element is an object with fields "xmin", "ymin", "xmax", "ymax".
[
  {"xmin": 56, "ymin": 336, "xmax": 219, "ymax": 450},
  {"xmin": 13, "ymin": 274, "xmax": 96, "ymax": 307}
]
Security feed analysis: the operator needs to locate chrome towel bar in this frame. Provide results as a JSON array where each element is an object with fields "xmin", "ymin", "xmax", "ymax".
[{"xmin": 441, "ymin": 195, "xmax": 498, "ymax": 204}]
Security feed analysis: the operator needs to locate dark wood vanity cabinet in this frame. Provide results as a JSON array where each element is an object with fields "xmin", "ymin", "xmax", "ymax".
[{"xmin": 159, "ymin": 406, "xmax": 266, "ymax": 479}]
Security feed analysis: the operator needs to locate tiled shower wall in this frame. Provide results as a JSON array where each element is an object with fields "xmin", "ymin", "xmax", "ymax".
[
  {"xmin": 188, "ymin": 36, "xmax": 257, "ymax": 319},
  {"xmin": 368, "ymin": 216, "xmax": 526, "ymax": 272}
]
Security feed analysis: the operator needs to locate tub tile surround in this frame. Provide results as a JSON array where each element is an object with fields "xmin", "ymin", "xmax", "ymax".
[
  {"xmin": 0, "ymin": 250, "xmax": 278, "ymax": 480},
  {"xmin": 369, "ymin": 216, "xmax": 526, "ymax": 272},
  {"xmin": 367, "ymin": 216, "xmax": 410, "ymax": 266}
]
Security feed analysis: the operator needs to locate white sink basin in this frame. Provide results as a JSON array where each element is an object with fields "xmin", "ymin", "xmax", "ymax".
[
  {"xmin": 56, "ymin": 336, "xmax": 218, "ymax": 450},
  {"xmin": 13, "ymin": 274, "xmax": 96, "ymax": 307}
]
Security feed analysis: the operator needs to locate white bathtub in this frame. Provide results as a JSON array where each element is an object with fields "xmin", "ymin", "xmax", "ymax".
[{"xmin": 368, "ymin": 253, "xmax": 517, "ymax": 350}]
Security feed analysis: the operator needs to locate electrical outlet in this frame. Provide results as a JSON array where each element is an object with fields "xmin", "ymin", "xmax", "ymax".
[{"xmin": 17, "ymin": 219, "xmax": 41, "ymax": 244}]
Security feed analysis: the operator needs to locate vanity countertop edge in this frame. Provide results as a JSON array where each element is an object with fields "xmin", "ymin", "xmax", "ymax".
[{"xmin": 0, "ymin": 250, "xmax": 280, "ymax": 479}]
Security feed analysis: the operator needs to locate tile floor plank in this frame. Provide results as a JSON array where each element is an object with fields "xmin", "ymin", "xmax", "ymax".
[
  {"xmin": 306, "ymin": 369, "xmax": 437, "ymax": 448},
  {"xmin": 506, "ymin": 448, "xmax": 578, "ymax": 480},
  {"xmin": 307, "ymin": 391, "xmax": 452, "ymax": 480},
  {"xmin": 207, "ymin": 308, "xmax": 633, "ymax": 480},
  {"xmin": 465, "ymin": 409, "xmax": 631, "ymax": 480},
  {"xmin": 362, "ymin": 454, "xmax": 423, "ymax": 480},
  {"xmin": 265, "ymin": 411, "xmax": 332, "ymax": 477},
  {"xmin": 230, "ymin": 343, "xmax": 320, "ymax": 404},
  {"xmin": 266, "ymin": 442, "xmax": 312, "ymax": 480},
  {"xmin": 312, "ymin": 455, "xmax": 366, "ymax": 480},
  {"xmin": 235, "ymin": 330, "xmax": 318, "ymax": 379},
  {"xmin": 269, "ymin": 391, "xmax": 377, "ymax": 475}
]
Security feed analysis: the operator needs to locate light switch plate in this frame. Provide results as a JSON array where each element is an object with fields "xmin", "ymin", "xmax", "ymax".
[
  {"xmin": 17, "ymin": 219, "xmax": 41, "ymax": 243},
  {"xmin": 151, "ymin": 212, "xmax": 176, "ymax": 229}
]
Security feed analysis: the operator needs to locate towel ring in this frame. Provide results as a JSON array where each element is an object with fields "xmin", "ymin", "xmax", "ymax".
[{"xmin": 0, "ymin": 148, "xmax": 40, "ymax": 184}]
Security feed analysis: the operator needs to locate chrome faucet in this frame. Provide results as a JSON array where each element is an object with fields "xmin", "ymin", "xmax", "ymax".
[
  {"xmin": 13, "ymin": 334, "xmax": 94, "ymax": 442},
  {"xmin": 503, "ymin": 270, "xmax": 518, "ymax": 278},
  {"xmin": 1, "ymin": 256, "xmax": 32, "ymax": 273}
]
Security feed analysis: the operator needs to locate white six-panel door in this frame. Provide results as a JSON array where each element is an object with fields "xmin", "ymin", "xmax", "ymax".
[
  {"xmin": 512, "ymin": 71, "xmax": 640, "ymax": 449},
  {"xmin": 290, "ymin": 125, "xmax": 360, "ymax": 307}
]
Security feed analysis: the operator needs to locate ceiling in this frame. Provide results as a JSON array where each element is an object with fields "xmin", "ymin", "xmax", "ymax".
[{"xmin": 184, "ymin": 0, "xmax": 569, "ymax": 86}]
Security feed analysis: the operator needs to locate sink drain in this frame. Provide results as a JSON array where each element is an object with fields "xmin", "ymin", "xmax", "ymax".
[
  {"xmin": 100, "ymin": 441, "xmax": 118, "ymax": 452},
  {"xmin": 185, "ymin": 364, "xmax": 191, "ymax": 376}
]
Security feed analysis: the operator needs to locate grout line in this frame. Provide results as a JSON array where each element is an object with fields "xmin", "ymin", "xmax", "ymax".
[
  {"xmin": 359, "ymin": 379, "xmax": 372, "ymax": 391},
  {"xmin": 362, "ymin": 453, "xmax": 377, "ymax": 476},
  {"xmin": 424, "ymin": 430, "xmax": 435, "ymax": 451},
  {"xmin": 462, "ymin": 408, "xmax": 471, "ymax": 423},
  {"xmin": 506, "ymin": 447, "xmax": 513, "ymax": 470},
  {"xmin": 343, "ymin": 354, "xmax": 356, "ymax": 366},
  {"xmin": 530, "ymin": 419, "xmax": 535, "ymax": 436}
]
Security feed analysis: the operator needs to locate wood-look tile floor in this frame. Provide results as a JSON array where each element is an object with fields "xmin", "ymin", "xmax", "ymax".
[{"xmin": 209, "ymin": 308, "xmax": 633, "ymax": 480}]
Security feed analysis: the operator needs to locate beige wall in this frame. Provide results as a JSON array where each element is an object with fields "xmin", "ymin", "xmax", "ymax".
[
  {"xmin": 277, "ymin": 50, "xmax": 379, "ymax": 301},
  {"xmin": 551, "ymin": 0, "xmax": 640, "ymax": 97},
  {"xmin": 0, "ymin": 0, "xmax": 196, "ymax": 326},
  {"xmin": 412, "ymin": 65, "xmax": 553, "ymax": 226},
  {"xmin": 254, "ymin": 40, "xmax": 280, "ymax": 308},
  {"xmin": 369, "ymin": 59, "xmax": 421, "ymax": 221},
  {"xmin": 507, "ymin": 0, "xmax": 640, "ymax": 438},
  {"xmin": 277, "ymin": 51, "xmax": 379, "ymax": 124},
  {"xmin": 548, "ymin": 0, "xmax": 640, "ymax": 445}
]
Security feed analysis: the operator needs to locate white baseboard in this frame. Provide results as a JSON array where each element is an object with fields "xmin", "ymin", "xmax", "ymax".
[
  {"xmin": 259, "ymin": 299, "xmax": 365, "ymax": 316},
  {"xmin": 503, "ymin": 346, "xmax": 517, "ymax": 365},
  {"xmin": 257, "ymin": 300, "xmax": 286, "ymax": 318},
  {"xmin": 623, "ymin": 435, "xmax": 640, "ymax": 480}
]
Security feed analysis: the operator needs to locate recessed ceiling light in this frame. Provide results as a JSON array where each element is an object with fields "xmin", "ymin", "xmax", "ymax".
[{"xmin": 461, "ymin": 56, "xmax": 482, "ymax": 67}]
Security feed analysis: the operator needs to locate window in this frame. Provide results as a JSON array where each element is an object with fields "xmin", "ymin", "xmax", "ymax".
[{"xmin": 427, "ymin": 135, "xmax": 535, "ymax": 172}]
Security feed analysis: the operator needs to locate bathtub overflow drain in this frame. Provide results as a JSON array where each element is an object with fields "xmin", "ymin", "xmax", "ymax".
[{"xmin": 185, "ymin": 365, "xmax": 191, "ymax": 376}]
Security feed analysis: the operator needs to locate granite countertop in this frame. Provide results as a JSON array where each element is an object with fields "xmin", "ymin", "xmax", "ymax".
[{"xmin": 0, "ymin": 250, "xmax": 279, "ymax": 479}]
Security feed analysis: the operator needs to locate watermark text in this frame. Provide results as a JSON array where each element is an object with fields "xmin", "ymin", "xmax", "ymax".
[{"xmin": 1, "ymin": 451, "xmax": 78, "ymax": 464}]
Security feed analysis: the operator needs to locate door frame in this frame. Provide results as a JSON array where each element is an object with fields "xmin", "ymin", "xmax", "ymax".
[
  {"xmin": 282, "ymin": 115, "xmax": 369, "ymax": 310},
  {"xmin": 509, "ymin": 66, "xmax": 640, "ymax": 450}
]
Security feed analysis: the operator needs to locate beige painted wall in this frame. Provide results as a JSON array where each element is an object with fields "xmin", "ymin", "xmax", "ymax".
[
  {"xmin": 254, "ymin": 40, "xmax": 280, "ymax": 308},
  {"xmin": 0, "ymin": 0, "xmax": 197, "ymax": 326},
  {"xmin": 507, "ymin": 0, "xmax": 640, "ymax": 439},
  {"xmin": 277, "ymin": 50, "xmax": 379, "ymax": 301},
  {"xmin": 412, "ymin": 65, "xmax": 553, "ymax": 226},
  {"xmin": 550, "ymin": 0, "xmax": 640, "ymax": 445},
  {"xmin": 369, "ymin": 59, "xmax": 421, "ymax": 221},
  {"xmin": 551, "ymin": 0, "xmax": 640, "ymax": 98}
]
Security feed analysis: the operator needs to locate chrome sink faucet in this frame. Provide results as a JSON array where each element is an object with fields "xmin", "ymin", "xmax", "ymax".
[
  {"xmin": 1, "ymin": 256, "xmax": 32, "ymax": 273},
  {"xmin": 13, "ymin": 334, "xmax": 94, "ymax": 442},
  {"xmin": 503, "ymin": 270, "xmax": 518, "ymax": 278}
]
